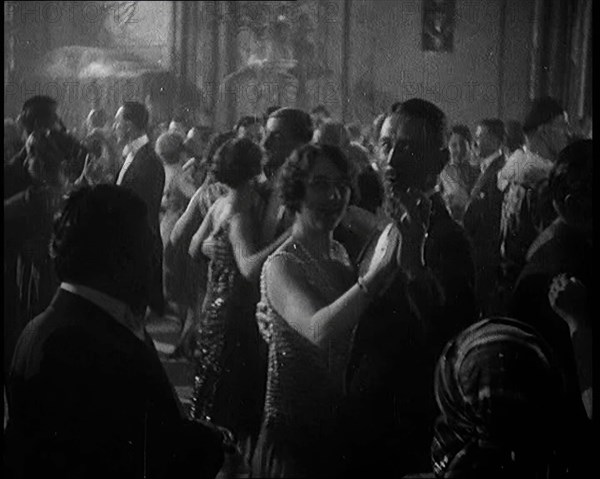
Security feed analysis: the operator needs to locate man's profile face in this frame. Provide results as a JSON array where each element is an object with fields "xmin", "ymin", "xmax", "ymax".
[
  {"xmin": 262, "ymin": 117, "xmax": 297, "ymax": 175},
  {"xmin": 113, "ymin": 107, "xmax": 130, "ymax": 147},
  {"xmin": 376, "ymin": 114, "xmax": 398, "ymax": 168},
  {"xmin": 238, "ymin": 122, "xmax": 263, "ymax": 145},
  {"xmin": 547, "ymin": 112, "xmax": 571, "ymax": 157},
  {"xmin": 384, "ymin": 115, "xmax": 444, "ymax": 199},
  {"xmin": 473, "ymin": 125, "xmax": 500, "ymax": 160}
]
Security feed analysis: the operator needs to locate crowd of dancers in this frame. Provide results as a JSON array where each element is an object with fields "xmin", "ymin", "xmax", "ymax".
[{"xmin": 3, "ymin": 93, "xmax": 593, "ymax": 478}]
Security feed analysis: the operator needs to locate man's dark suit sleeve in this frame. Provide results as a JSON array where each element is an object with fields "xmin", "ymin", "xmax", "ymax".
[
  {"xmin": 118, "ymin": 146, "xmax": 167, "ymax": 315},
  {"xmin": 120, "ymin": 147, "xmax": 165, "ymax": 235}
]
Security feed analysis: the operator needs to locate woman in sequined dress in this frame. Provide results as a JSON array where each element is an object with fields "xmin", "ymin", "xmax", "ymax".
[
  {"xmin": 188, "ymin": 138, "xmax": 290, "ymax": 461},
  {"xmin": 252, "ymin": 144, "xmax": 402, "ymax": 478}
]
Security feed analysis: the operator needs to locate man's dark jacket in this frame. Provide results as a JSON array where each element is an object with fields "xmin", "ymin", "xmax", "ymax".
[
  {"xmin": 4, "ymin": 289, "xmax": 223, "ymax": 478},
  {"xmin": 339, "ymin": 194, "xmax": 477, "ymax": 477},
  {"xmin": 116, "ymin": 143, "xmax": 166, "ymax": 315}
]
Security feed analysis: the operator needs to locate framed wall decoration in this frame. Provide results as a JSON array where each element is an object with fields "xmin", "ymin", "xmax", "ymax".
[{"xmin": 422, "ymin": 0, "xmax": 455, "ymax": 52}]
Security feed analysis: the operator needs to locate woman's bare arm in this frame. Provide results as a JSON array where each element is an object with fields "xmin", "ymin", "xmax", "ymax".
[
  {"xmin": 266, "ymin": 232, "xmax": 399, "ymax": 347},
  {"xmin": 188, "ymin": 201, "xmax": 216, "ymax": 261},
  {"xmin": 228, "ymin": 211, "xmax": 290, "ymax": 283}
]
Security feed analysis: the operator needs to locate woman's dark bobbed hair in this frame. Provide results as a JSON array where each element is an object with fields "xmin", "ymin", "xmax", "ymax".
[
  {"xmin": 211, "ymin": 137, "xmax": 262, "ymax": 188},
  {"xmin": 278, "ymin": 143, "xmax": 359, "ymax": 213}
]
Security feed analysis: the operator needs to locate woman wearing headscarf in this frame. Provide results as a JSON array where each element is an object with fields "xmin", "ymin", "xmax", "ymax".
[{"xmin": 432, "ymin": 317, "xmax": 578, "ymax": 478}]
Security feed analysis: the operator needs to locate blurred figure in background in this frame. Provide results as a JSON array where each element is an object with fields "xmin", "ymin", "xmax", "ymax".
[
  {"xmin": 6, "ymin": 96, "xmax": 62, "ymax": 197},
  {"xmin": 234, "ymin": 115, "xmax": 263, "ymax": 144},
  {"xmin": 4, "ymin": 130, "xmax": 68, "ymax": 371},
  {"xmin": 313, "ymin": 120, "xmax": 384, "ymax": 217},
  {"xmin": 77, "ymin": 129, "xmax": 120, "ymax": 185},
  {"xmin": 4, "ymin": 118, "xmax": 23, "ymax": 164},
  {"xmin": 263, "ymin": 105, "xmax": 281, "ymax": 126},
  {"xmin": 438, "ymin": 124, "xmax": 478, "ymax": 224},
  {"xmin": 312, "ymin": 120, "xmax": 349, "ymax": 147},
  {"xmin": 169, "ymin": 115, "xmax": 189, "ymax": 139},
  {"xmin": 511, "ymin": 139, "xmax": 592, "ymax": 433},
  {"xmin": 310, "ymin": 104, "xmax": 331, "ymax": 130},
  {"xmin": 503, "ymin": 119, "xmax": 526, "ymax": 158},
  {"xmin": 463, "ymin": 119, "xmax": 507, "ymax": 316},
  {"xmin": 183, "ymin": 126, "xmax": 213, "ymax": 187},
  {"xmin": 498, "ymin": 96, "xmax": 570, "ymax": 293},
  {"xmin": 84, "ymin": 108, "xmax": 109, "ymax": 137},
  {"xmin": 156, "ymin": 132, "xmax": 197, "ymax": 247}
]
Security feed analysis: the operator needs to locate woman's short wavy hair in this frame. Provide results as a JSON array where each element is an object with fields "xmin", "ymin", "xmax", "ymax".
[
  {"xmin": 279, "ymin": 143, "xmax": 359, "ymax": 214},
  {"xmin": 211, "ymin": 137, "xmax": 262, "ymax": 188}
]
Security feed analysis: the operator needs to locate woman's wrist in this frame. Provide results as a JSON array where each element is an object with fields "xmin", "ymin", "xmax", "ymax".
[{"xmin": 357, "ymin": 275, "xmax": 375, "ymax": 299}]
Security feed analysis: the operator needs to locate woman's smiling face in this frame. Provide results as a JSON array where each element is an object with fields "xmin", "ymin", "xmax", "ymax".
[{"xmin": 299, "ymin": 154, "xmax": 351, "ymax": 232}]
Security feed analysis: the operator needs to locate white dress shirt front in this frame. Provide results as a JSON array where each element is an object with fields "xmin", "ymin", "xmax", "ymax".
[
  {"xmin": 116, "ymin": 134, "xmax": 149, "ymax": 185},
  {"xmin": 479, "ymin": 149, "xmax": 502, "ymax": 174}
]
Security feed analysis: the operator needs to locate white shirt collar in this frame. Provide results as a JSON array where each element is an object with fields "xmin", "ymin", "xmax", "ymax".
[
  {"xmin": 480, "ymin": 149, "xmax": 502, "ymax": 173},
  {"xmin": 60, "ymin": 282, "xmax": 145, "ymax": 341},
  {"xmin": 117, "ymin": 134, "xmax": 149, "ymax": 185},
  {"xmin": 122, "ymin": 134, "xmax": 149, "ymax": 159}
]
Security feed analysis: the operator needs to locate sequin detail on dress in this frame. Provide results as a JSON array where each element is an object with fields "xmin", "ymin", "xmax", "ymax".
[{"xmin": 253, "ymin": 240, "xmax": 355, "ymax": 477}]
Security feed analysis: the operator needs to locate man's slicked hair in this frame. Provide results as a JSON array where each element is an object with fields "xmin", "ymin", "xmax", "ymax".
[
  {"xmin": 19, "ymin": 95, "xmax": 58, "ymax": 133},
  {"xmin": 121, "ymin": 101, "xmax": 150, "ymax": 131},
  {"xmin": 479, "ymin": 118, "xmax": 506, "ymax": 145},
  {"xmin": 394, "ymin": 98, "xmax": 447, "ymax": 148},
  {"xmin": 268, "ymin": 107, "xmax": 314, "ymax": 144}
]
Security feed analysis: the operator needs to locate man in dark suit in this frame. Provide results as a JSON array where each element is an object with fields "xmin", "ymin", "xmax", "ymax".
[
  {"xmin": 259, "ymin": 107, "xmax": 314, "ymax": 244},
  {"xmin": 113, "ymin": 101, "xmax": 166, "ymax": 317},
  {"xmin": 463, "ymin": 118, "xmax": 507, "ymax": 316},
  {"xmin": 4, "ymin": 96, "xmax": 86, "ymax": 374},
  {"xmin": 5, "ymin": 96, "xmax": 62, "ymax": 198},
  {"xmin": 4, "ymin": 185, "xmax": 224, "ymax": 479},
  {"xmin": 510, "ymin": 140, "xmax": 592, "ymax": 475},
  {"xmin": 339, "ymin": 99, "xmax": 477, "ymax": 478}
]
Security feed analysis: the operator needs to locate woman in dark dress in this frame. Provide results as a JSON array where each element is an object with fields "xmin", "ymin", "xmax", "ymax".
[
  {"xmin": 188, "ymin": 138, "xmax": 289, "ymax": 463},
  {"xmin": 166, "ymin": 132, "xmax": 233, "ymax": 358},
  {"xmin": 4, "ymin": 130, "xmax": 67, "ymax": 362}
]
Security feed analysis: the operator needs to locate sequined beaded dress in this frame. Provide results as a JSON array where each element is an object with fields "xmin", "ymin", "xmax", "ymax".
[
  {"xmin": 190, "ymin": 214, "xmax": 265, "ymax": 454},
  {"xmin": 252, "ymin": 241, "xmax": 355, "ymax": 478}
]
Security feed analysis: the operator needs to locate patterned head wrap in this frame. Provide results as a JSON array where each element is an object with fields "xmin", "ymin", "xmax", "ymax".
[{"xmin": 432, "ymin": 317, "xmax": 566, "ymax": 477}]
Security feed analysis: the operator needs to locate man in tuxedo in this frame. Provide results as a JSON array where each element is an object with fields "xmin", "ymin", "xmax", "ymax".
[
  {"xmin": 259, "ymin": 107, "xmax": 314, "ymax": 243},
  {"xmin": 340, "ymin": 99, "xmax": 477, "ymax": 477},
  {"xmin": 113, "ymin": 101, "xmax": 166, "ymax": 317},
  {"xmin": 5, "ymin": 185, "xmax": 224, "ymax": 479},
  {"xmin": 463, "ymin": 118, "xmax": 507, "ymax": 316}
]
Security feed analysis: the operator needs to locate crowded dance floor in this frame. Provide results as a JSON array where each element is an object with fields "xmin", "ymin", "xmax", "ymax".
[{"xmin": 3, "ymin": 1, "xmax": 592, "ymax": 478}]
